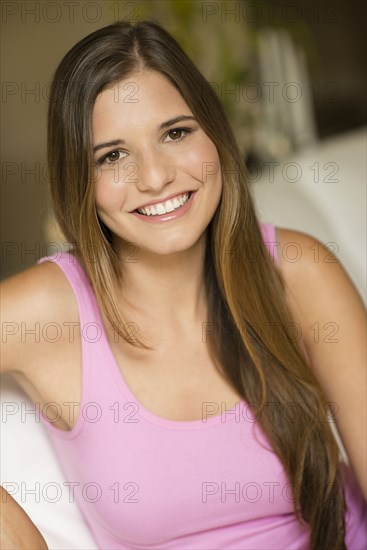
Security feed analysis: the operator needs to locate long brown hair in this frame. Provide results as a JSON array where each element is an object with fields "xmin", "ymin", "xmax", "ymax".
[{"xmin": 48, "ymin": 20, "xmax": 346, "ymax": 548}]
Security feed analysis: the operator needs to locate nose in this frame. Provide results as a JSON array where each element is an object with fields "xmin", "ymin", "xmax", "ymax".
[{"xmin": 134, "ymin": 147, "xmax": 175, "ymax": 193}]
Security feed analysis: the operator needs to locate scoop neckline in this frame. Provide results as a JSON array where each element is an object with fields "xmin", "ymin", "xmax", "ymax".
[
  {"xmin": 54, "ymin": 251, "xmax": 252, "ymax": 430},
  {"xmin": 100, "ymin": 324, "xmax": 250, "ymax": 430},
  {"xmin": 90, "ymin": 290, "xmax": 250, "ymax": 430}
]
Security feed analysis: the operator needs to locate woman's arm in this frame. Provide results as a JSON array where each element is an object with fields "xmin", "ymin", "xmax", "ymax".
[
  {"xmin": 1, "ymin": 262, "xmax": 77, "ymax": 548},
  {"xmin": 0, "ymin": 486, "xmax": 48, "ymax": 549},
  {"xmin": 277, "ymin": 227, "xmax": 366, "ymax": 501},
  {"xmin": 0, "ymin": 269, "xmax": 53, "ymax": 549}
]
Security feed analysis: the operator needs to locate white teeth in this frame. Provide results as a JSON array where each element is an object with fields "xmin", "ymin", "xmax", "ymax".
[
  {"xmin": 156, "ymin": 203, "xmax": 166, "ymax": 215},
  {"xmin": 137, "ymin": 193, "xmax": 190, "ymax": 216},
  {"xmin": 165, "ymin": 200, "xmax": 175, "ymax": 213}
]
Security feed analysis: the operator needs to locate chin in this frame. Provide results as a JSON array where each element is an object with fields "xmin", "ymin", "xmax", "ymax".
[
  {"xmin": 145, "ymin": 234, "xmax": 204, "ymax": 257},
  {"xmin": 148, "ymin": 244, "xmax": 192, "ymax": 257}
]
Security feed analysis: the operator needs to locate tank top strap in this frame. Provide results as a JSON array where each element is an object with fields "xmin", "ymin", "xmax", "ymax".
[
  {"xmin": 37, "ymin": 251, "xmax": 102, "ymax": 330},
  {"xmin": 36, "ymin": 250, "xmax": 111, "ymax": 439},
  {"xmin": 259, "ymin": 222, "xmax": 280, "ymax": 266}
]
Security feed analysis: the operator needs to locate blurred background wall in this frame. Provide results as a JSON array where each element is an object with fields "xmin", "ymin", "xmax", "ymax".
[{"xmin": 1, "ymin": 0, "xmax": 366, "ymax": 296}]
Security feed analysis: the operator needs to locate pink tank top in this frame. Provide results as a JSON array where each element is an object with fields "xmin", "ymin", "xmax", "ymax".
[{"xmin": 37, "ymin": 223, "xmax": 367, "ymax": 549}]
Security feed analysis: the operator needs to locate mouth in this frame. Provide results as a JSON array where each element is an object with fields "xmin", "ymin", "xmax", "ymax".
[{"xmin": 134, "ymin": 191, "xmax": 194, "ymax": 217}]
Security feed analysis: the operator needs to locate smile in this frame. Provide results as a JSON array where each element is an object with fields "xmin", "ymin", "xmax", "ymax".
[{"xmin": 136, "ymin": 192, "xmax": 191, "ymax": 216}]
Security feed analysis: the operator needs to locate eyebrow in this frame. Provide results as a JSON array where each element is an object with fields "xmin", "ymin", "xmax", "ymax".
[{"xmin": 93, "ymin": 115, "xmax": 197, "ymax": 153}]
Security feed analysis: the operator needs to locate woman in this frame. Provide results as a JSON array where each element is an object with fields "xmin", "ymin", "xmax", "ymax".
[{"xmin": 1, "ymin": 20, "xmax": 366, "ymax": 550}]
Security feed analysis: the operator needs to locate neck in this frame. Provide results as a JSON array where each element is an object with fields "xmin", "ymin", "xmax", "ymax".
[{"xmin": 114, "ymin": 234, "xmax": 209, "ymax": 343}]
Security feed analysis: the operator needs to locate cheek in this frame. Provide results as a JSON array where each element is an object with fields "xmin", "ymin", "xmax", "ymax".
[
  {"xmin": 94, "ymin": 169, "xmax": 129, "ymax": 212},
  {"xmin": 177, "ymin": 138, "xmax": 220, "ymax": 181}
]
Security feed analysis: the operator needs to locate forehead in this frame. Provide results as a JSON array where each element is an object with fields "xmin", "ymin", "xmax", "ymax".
[{"xmin": 92, "ymin": 70, "xmax": 191, "ymax": 132}]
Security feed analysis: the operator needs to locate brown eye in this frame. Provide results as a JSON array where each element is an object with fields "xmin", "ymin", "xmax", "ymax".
[
  {"xmin": 106, "ymin": 151, "xmax": 121, "ymax": 162},
  {"xmin": 164, "ymin": 127, "xmax": 193, "ymax": 144},
  {"xmin": 97, "ymin": 149, "xmax": 127, "ymax": 166},
  {"xmin": 167, "ymin": 129, "xmax": 183, "ymax": 140}
]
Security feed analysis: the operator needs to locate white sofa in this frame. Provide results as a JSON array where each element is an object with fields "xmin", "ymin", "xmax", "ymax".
[
  {"xmin": 1, "ymin": 127, "xmax": 365, "ymax": 549},
  {"xmin": 251, "ymin": 126, "xmax": 366, "ymax": 305},
  {"xmin": 0, "ymin": 373, "xmax": 98, "ymax": 549}
]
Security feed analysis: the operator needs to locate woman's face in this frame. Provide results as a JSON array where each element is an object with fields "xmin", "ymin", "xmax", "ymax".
[{"xmin": 92, "ymin": 69, "xmax": 222, "ymax": 257}]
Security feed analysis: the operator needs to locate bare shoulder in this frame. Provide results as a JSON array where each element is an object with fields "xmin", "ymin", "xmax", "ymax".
[
  {"xmin": 275, "ymin": 226, "xmax": 341, "ymax": 283},
  {"xmin": 274, "ymin": 226, "xmax": 364, "ymax": 304},
  {"xmin": 0, "ymin": 259, "xmax": 79, "ymax": 374},
  {"xmin": 274, "ymin": 226, "xmax": 365, "ymax": 334}
]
